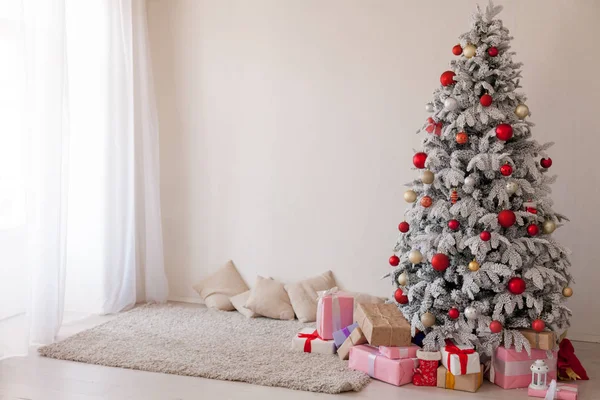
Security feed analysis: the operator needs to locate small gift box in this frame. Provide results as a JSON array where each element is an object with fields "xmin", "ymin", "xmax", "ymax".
[
  {"xmin": 333, "ymin": 323, "xmax": 358, "ymax": 348},
  {"xmin": 440, "ymin": 341, "xmax": 480, "ymax": 376},
  {"xmin": 518, "ymin": 328, "xmax": 556, "ymax": 350},
  {"xmin": 378, "ymin": 344, "xmax": 420, "ymax": 360},
  {"xmin": 489, "ymin": 346, "xmax": 558, "ymax": 389},
  {"xmin": 436, "ymin": 365, "xmax": 483, "ymax": 393},
  {"xmin": 291, "ymin": 328, "xmax": 335, "ymax": 354},
  {"xmin": 354, "ymin": 303, "xmax": 411, "ymax": 347},
  {"xmin": 337, "ymin": 326, "xmax": 368, "ymax": 360},
  {"xmin": 348, "ymin": 345, "xmax": 417, "ymax": 386},
  {"xmin": 316, "ymin": 288, "xmax": 354, "ymax": 340},
  {"xmin": 528, "ymin": 380, "xmax": 578, "ymax": 400}
]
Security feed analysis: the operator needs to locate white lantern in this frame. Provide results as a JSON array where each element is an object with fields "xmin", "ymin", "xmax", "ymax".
[{"xmin": 529, "ymin": 359, "xmax": 550, "ymax": 390}]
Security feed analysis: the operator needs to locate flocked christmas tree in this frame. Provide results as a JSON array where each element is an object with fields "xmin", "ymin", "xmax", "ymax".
[{"xmin": 390, "ymin": 1, "xmax": 572, "ymax": 356}]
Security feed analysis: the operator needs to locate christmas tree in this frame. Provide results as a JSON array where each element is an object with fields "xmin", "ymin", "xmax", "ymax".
[{"xmin": 391, "ymin": 1, "xmax": 572, "ymax": 356}]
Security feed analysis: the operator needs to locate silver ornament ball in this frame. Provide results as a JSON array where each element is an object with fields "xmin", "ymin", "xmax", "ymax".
[
  {"xmin": 505, "ymin": 181, "xmax": 519, "ymax": 195},
  {"xmin": 408, "ymin": 250, "xmax": 423, "ymax": 264},
  {"xmin": 421, "ymin": 312, "xmax": 436, "ymax": 328},
  {"xmin": 542, "ymin": 219, "xmax": 556, "ymax": 234},
  {"xmin": 515, "ymin": 104, "xmax": 529, "ymax": 119},
  {"xmin": 464, "ymin": 306, "xmax": 478, "ymax": 320},
  {"xmin": 404, "ymin": 190, "xmax": 417, "ymax": 203},
  {"xmin": 463, "ymin": 44, "xmax": 477, "ymax": 59},
  {"xmin": 425, "ymin": 103, "xmax": 434, "ymax": 113},
  {"xmin": 464, "ymin": 176, "xmax": 476, "ymax": 186},
  {"xmin": 397, "ymin": 272, "xmax": 408, "ymax": 286},
  {"xmin": 444, "ymin": 97, "xmax": 459, "ymax": 111},
  {"xmin": 421, "ymin": 170, "xmax": 435, "ymax": 184}
]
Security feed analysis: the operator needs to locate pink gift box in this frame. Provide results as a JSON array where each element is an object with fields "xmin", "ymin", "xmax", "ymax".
[
  {"xmin": 378, "ymin": 344, "xmax": 420, "ymax": 360},
  {"xmin": 489, "ymin": 346, "xmax": 557, "ymax": 389},
  {"xmin": 528, "ymin": 382, "xmax": 578, "ymax": 399},
  {"xmin": 348, "ymin": 345, "xmax": 417, "ymax": 386},
  {"xmin": 316, "ymin": 289, "xmax": 354, "ymax": 340}
]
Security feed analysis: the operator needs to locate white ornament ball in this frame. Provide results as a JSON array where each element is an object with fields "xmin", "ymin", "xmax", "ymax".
[
  {"xmin": 505, "ymin": 181, "xmax": 519, "ymax": 195},
  {"xmin": 408, "ymin": 250, "xmax": 423, "ymax": 264},
  {"xmin": 425, "ymin": 103, "xmax": 434, "ymax": 112},
  {"xmin": 421, "ymin": 312, "xmax": 436, "ymax": 328},
  {"xmin": 444, "ymin": 97, "xmax": 459, "ymax": 112},
  {"xmin": 464, "ymin": 306, "xmax": 478, "ymax": 320},
  {"xmin": 421, "ymin": 170, "xmax": 435, "ymax": 184},
  {"xmin": 464, "ymin": 176, "xmax": 476, "ymax": 186},
  {"xmin": 515, "ymin": 104, "xmax": 529, "ymax": 119},
  {"xmin": 463, "ymin": 44, "xmax": 477, "ymax": 59},
  {"xmin": 397, "ymin": 272, "xmax": 408, "ymax": 286}
]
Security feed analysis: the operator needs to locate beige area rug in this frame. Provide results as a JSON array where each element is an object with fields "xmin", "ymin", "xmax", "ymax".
[{"xmin": 38, "ymin": 304, "xmax": 370, "ymax": 394}]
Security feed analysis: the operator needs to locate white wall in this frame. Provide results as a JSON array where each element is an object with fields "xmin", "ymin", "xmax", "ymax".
[{"xmin": 147, "ymin": 0, "xmax": 600, "ymax": 342}]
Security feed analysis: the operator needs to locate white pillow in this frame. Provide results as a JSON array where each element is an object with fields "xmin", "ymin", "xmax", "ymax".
[
  {"xmin": 230, "ymin": 291, "xmax": 258, "ymax": 318},
  {"xmin": 245, "ymin": 276, "xmax": 295, "ymax": 320},
  {"xmin": 284, "ymin": 271, "xmax": 336, "ymax": 322},
  {"xmin": 192, "ymin": 260, "xmax": 249, "ymax": 311}
]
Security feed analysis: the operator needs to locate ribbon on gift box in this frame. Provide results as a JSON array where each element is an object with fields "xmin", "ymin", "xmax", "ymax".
[
  {"xmin": 297, "ymin": 330, "xmax": 320, "ymax": 353},
  {"xmin": 317, "ymin": 287, "xmax": 342, "ymax": 333},
  {"xmin": 341, "ymin": 327, "xmax": 351, "ymax": 337},
  {"xmin": 544, "ymin": 380, "xmax": 578, "ymax": 400},
  {"xmin": 367, "ymin": 352, "xmax": 378, "ymax": 378},
  {"xmin": 444, "ymin": 340, "xmax": 475, "ymax": 375},
  {"xmin": 443, "ymin": 368, "xmax": 483, "ymax": 390}
]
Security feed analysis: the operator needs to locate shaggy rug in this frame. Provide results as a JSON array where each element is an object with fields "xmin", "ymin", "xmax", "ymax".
[{"xmin": 38, "ymin": 304, "xmax": 370, "ymax": 394}]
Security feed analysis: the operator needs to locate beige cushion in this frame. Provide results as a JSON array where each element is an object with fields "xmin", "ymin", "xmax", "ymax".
[
  {"xmin": 192, "ymin": 260, "xmax": 249, "ymax": 311},
  {"xmin": 284, "ymin": 271, "xmax": 336, "ymax": 322},
  {"xmin": 230, "ymin": 291, "xmax": 258, "ymax": 318},
  {"xmin": 245, "ymin": 276, "xmax": 295, "ymax": 320}
]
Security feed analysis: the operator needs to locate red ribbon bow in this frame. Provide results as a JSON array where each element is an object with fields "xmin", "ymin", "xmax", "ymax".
[
  {"xmin": 444, "ymin": 340, "xmax": 475, "ymax": 375},
  {"xmin": 298, "ymin": 330, "xmax": 320, "ymax": 353}
]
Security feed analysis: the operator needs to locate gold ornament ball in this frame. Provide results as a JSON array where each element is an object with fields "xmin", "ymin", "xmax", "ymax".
[
  {"xmin": 397, "ymin": 272, "xmax": 408, "ymax": 286},
  {"xmin": 515, "ymin": 104, "xmax": 529, "ymax": 119},
  {"xmin": 421, "ymin": 312, "xmax": 436, "ymax": 328},
  {"xmin": 408, "ymin": 250, "xmax": 423, "ymax": 264},
  {"xmin": 468, "ymin": 260, "xmax": 480, "ymax": 271},
  {"xmin": 421, "ymin": 170, "xmax": 435, "ymax": 184},
  {"xmin": 404, "ymin": 190, "xmax": 417, "ymax": 203},
  {"xmin": 542, "ymin": 219, "xmax": 556, "ymax": 234},
  {"xmin": 463, "ymin": 44, "xmax": 477, "ymax": 59},
  {"xmin": 563, "ymin": 287, "xmax": 573, "ymax": 297}
]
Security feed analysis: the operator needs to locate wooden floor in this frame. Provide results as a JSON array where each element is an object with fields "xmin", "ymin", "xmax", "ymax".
[{"xmin": 0, "ymin": 312, "xmax": 597, "ymax": 400}]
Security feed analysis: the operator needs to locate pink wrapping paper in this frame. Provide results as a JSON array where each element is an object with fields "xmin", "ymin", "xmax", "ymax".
[
  {"xmin": 316, "ymin": 289, "xmax": 354, "ymax": 340},
  {"xmin": 489, "ymin": 346, "xmax": 557, "ymax": 389},
  {"xmin": 528, "ymin": 382, "xmax": 578, "ymax": 399},
  {"xmin": 348, "ymin": 345, "xmax": 417, "ymax": 386},
  {"xmin": 378, "ymin": 344, "xmax": 420, "ymax": 360}
]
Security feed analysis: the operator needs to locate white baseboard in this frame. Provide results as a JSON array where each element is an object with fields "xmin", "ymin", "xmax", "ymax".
[
  {"xmin": 168, "ymin": 296, "xmax": 204, "ymax": 305},
  {"xmin": 568, "ymin": 331, "xmax": 600, "ymax": 343}
]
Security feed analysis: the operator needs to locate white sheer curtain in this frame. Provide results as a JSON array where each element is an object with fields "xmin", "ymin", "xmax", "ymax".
[{"xmin": 0, "ymin": 0, "xmax": 168, "ymax": 359}]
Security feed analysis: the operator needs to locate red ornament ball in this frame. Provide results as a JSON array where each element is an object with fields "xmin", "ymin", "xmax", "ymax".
[
  {"xmin": 389, "ymin": 255, "xmax": 400, "ymax": 267},
  {"xmin": 448, "ymin": 307, "xmax": 460, "ymax": 319},
  {"xmin": 420, "ymin": 196, "xmax": 432, "ymax": 208},
  {"xmin": 527, "ymin": 224, "xmax": 539, "ymax": 236},
  {"xmin": 532, "ymin": 319, "xmax": 546, "ymax": 332},
  {"xmin": 456, "ymin": 132, "xmax": 468, "ymax": 144},
  {"xmin": 398, "ymin": 221, "xmax": 410, "ymax": 233},
  {"xmin": 507, "ymin": 277, "xmax": 526, "ymax": 295},
  {"xmin": 413, "ymin": 152, "xmax": 428, "ymax": 169},
  {"xmin": 431, "ymin": 253, "xmax": 450, "ymax": 272},
  {"xmin": 394, "ymin": 288, "xmax": 409, "ymax": 304},
  {"xmin": 480, "ymin": 231, "xmax": 492, "ymax": 241},
  {"xmin": 540, "ymin": 158, "xmax": 553, "ymax": 168},
  {"xmin": 490, "ymin": 320, "xmax": 503, "ymax": 333},
  {"xmin": 496, "ymin": 124, "xmax": 513, "ymax": 141},
  {"xmin": 452, "ymin": 44, "xmax": 463, "ymax": 56},
  {"xmin": 448, "ymin": 219, "xmax": 460, "ymax": 231},
  {"xmin": 498, "ymin": 210, "xmax": 516, "ymax": 228},
  {"xmin": 487, "ymin": 47, "xmax": 499, "ymax": 57},
  {"xmin": 480, "ymin": 94, "xmax": 493, "ymax": 107},
  {"xmin": 500, "ymin": 163, "xmax": 513, "ymax": 177},
  {"xmin": 440, "ymin": 71, "xmax": 456, "ymax": 87}
]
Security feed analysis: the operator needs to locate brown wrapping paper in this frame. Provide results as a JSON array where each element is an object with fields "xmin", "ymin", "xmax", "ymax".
[
  {"xmin": 338, "ymin": 327, "xmax": 368, "ymax": 360},
  {"xmin": 354, "ymin": 303, "xmax": 411, "ymax": 347},
  {"xmin": 436, "ymin": 365, "xmax": 483, "ymax": 393},
  {"xmin": 518, "ymin": 329, "xmax": 556, "ymax": 350}
]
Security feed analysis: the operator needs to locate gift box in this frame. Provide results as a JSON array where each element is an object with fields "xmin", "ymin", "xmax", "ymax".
[
  {"xmin": 337, "ymin": 326, "xmax": 368, "ymax": 360},
  {"xmin": 518, "ymin": 328, "xmax": 556, "ymax": 350},
  {"xmin": 354, "ymin": 303, "xmax": 411, "ymax": 347},
  {"xmin": 348, "ymin": 345, "xmax": 417, "ymax": 386},
  {"xmin": 440, "ymin": 341, "xmax": 480, "ymax": 376},
  {"xmin": 489, "ymin": 346, "xmax": 558, "ymax": 389},
  {"xmin": 316, "ymin": 288, "xmax": 354, "ymax": 340},
  {"xmin": 291, "ymin": 328, "xmax": 335, "ymax": 354},
  {"xmin": 333, "ymin": 323, "xmax": 359, "ymax": 348},
  {"xmin": 436, "ymin": 365, "xmax": 483, "ymax": 393},
  {"xmin": 378, "ymin": 344, "xmax": 420, "ymax": 360},
  {"xmin": 528, "ymin": 380, "xmax": 578, "ymax": 400}
]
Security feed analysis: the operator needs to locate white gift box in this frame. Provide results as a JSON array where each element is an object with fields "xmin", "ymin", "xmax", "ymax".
[
  {"xmin": 440, "ymin": 343, "xmax": 480, "ymax": 376},
  {"xmin": 291, "ymin": 328, "xmax": 336, "ymax": 354}
]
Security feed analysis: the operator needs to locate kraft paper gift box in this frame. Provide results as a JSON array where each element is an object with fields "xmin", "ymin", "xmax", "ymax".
[
  {"xmin": 291, "ymin": 328, "xmax": 335, "ymax": 354},
  {"xmin": 348, "ymin": 345, "xmax": 417, "ymax": 386},
  {"xmin": 518, "ymin": 328, "xmax": 556, "ymax": 350},
  {"xmin": 378, "ymin": 344, "xmax": 420, "ymax": 360},
  {"xmin": 436, "ymin": 365, "xmax": 483, "ymax": 393},
  {"xmin": 440, "ymin": 341, "xmax": 480, "ymax": 376},
  {"xmin": 333, "ymin": 322, "xmax": 359, "ymax": 348},
  {"xmin": 316, "ymin": 288, "xmax": 354, "ymax": 340},
  {"xmin": 489, "ymin": 346, "xmax": 557, "ymax": 389},
  {"xmin": 528, "ymin": 380, "xmax": 578, "ymax": 400},
  {"xmin": 337, "ymin": 326, "xmax": 368, "ymax": 360},
  {"xmin": 354, "ymin": 303, "xmax": 411, "ymax": 347}
]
